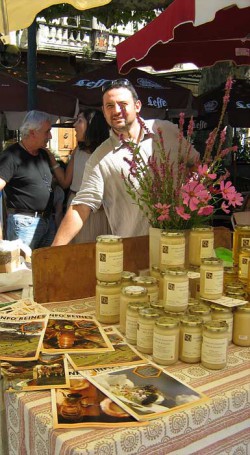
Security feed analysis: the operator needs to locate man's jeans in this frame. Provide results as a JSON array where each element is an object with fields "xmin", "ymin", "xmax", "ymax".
[{"xmin": 6, "ymin": 213, "xmax": 56, "ymax": 250}]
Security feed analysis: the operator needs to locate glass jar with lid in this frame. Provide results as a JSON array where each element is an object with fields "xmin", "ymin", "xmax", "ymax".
[
  {"xmin": 200, "ymin": 257, "xmax": 223, "ymax": 300},
  {"xmin": 160, "ymin": 231, "xmax": 185, "ymax": 268},
  {"xmin": 187, "ymin": 298, "xmax": 200, "ymax": 311},
  {"xmin": 238, "ymin": 247, "xmax": 250, "ymax": 282},
  {"xmin": 96, "ymin": 280, "xmax": 121, "ymax": 324},
  {"xmin": 132, "ymin": 276, "xmax": 159, "ymax": 303},
  {"xmin": 163, "ymin": 268, "xmax": 189, "ymax": 312},
  {"xmin": 225, "ymin": 281, "xmax": 246, "ymax": 293},
  {"xmin": 96, "ymin": 235, "xmax": 123, "ymax": 282},
  {"xmin": 224, "ymin": 266, "xmax": 238, "ymax": 290},
  {"xmin": 211, "ymin": 304, "xmax": 233, "ymax": 343},
  {"xmin": 126, "ymin": 301, "xmax": 149, "ymax": 345},
  {"xmin": 189, "ymin": 303, "xmax": 211, "ymax": 322},
  {"xmin": 121, "ymin": 271, "xmax": 136, "ymax": 289},
  {"xmin": 150, "ymin": 300, "xmax": 165, "ymax": 316},
  {"xmin": 233, "ymin": 303, "xmax": 250, "ymax": 346},
  {"xmin": 225, "ymin": 289, "xmax": 247, "ymax": 301},
  {"xmin": 164, "ymin": 309, "xmax": 187, "ymax": 320},
  {"xmin": 179, "ymin": 315, "xmax": 203, "ymax": 363},
  {"xmin": 189, "ymin": 226, "xmax": 214, "ymax": 266},
  {"xmin": 120, "ymin": 285, "xmax": 148, "ymax": 334},
  {"xmin": 150, "ymin": 264, "xmax": 161, "ymax": 286},
  {"xmin": 233, "ymin": 225, "xmax": 250, "ymax": 266},
  {"xmin": 153, "ymin": 317, "xmax": 180, "ymax": 365},
  {"xmin": 137, "ymin": 307, "xmax": 160, "ymax": 354},
  {"xmin": 201, "ymin": 321, "xmax": 228, "ymax": 370},
  {"xmin": 158, "ymin": 269, "xmax": 166, "ymax": 300}
]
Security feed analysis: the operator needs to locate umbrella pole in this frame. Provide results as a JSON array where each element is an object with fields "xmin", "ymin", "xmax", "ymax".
[{"xmin": 27, "ymin": 19, "xmax": 37, "ymax": 110}]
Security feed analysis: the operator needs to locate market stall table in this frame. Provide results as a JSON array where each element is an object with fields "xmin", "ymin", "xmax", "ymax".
[{"xmin": 3, "ymin": 297, "xmax": 250, "ymax": 455}]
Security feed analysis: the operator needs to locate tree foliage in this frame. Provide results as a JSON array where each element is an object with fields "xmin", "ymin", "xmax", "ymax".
[{"xmin": 40, "ymin": 0, "xmax": 173, "ymax": 29}]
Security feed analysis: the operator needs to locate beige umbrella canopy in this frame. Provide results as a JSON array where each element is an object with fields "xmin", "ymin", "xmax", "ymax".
[{"xmin": 0, "ymin": 0, "xmax": 111, "ymax": 35}]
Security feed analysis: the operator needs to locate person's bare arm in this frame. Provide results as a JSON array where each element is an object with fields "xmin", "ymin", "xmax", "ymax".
[
  {"xmin": 45, "ymin": 148, "xmax": 74, "ymax": 189},
  {"xmin": 52, "ymin": 204, "xmax": 91, "ymax": 246},
  {"xmin": 0, "ymin": 178, "xmax": 6, "ymax": 191}
]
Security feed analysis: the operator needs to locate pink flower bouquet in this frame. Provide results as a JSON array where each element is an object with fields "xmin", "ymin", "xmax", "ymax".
[{"xmin": 121, "ymin": 76, "xmax": 243, "ymax": 230}]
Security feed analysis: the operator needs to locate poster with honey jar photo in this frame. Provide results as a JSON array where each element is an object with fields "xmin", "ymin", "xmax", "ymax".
[{"xmin": 51, "ymin": 370, "xmax": 144, "ymax": 428}]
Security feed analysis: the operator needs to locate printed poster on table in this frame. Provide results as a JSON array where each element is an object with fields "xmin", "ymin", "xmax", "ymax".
[
  {"xmin": 42, "ymin": 313, "xmax": 114, "ymax": 354},
  {"xmin": 0, "ymin": 313, "xmax": 49, "ymax": 361},
  {"xmin": 67, "ymin": 326, "xmax": 146, "ymax": 370},
  {"xmin": 85, "ymin": 362, "xmax": 208, "ymax": 422},
  {"xmin": 51, "ymin": 370, "xmax": 144, "ymax": 428},
  {"xmin": 1, "ymin": 353, "xmax": 70, "ymax": 392}
]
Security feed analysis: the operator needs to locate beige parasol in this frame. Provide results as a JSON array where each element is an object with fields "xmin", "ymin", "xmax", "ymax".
[{"xmin": 0, "ymin": 0, "xmax": 111, "ymax": 36}]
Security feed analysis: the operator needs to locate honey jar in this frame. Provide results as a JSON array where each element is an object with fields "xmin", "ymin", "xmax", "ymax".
[
  {"xmin": 153, "ymin": 317, "xmax": 180, "ymax": 365},
  {"xmin": 200, "ymin": 257, "xmax": 223, "ymax": 300},
  {"xmin": 211, "ymin": 304, "xmax": 233, "ymax": 343},
  {"xmin": 233, "ymin": 303, "xmax": 250, "ymax": 346},
  {"xmin": 95, "ymin": 280, "xmax": 121, "ymax": 324},
  {"xmin": 121, "ymin": 271, "xmax": 136, "ymax": 289},
  {"xmin": 238, "ymin": 247, "xmax": 250, "ymax": 283},
  {"xmin": 126, "ymin": 301, "xmax": 149, "ymax": 345},
  {"xmin": 160, "ymin": 231, "xmax": 185, "ymax": 268},
  {"xmin": 120, "ymin": 285, "xmax": 148, "ymax": 334},
  {"xmin": 96, "ymin": 235, "xmax": 123, "ymax": 282},
  {"xmin": 132, "ymin": 276, "xmax": 159, "ymax": 303},
  {"xmin": 163, "ymin": 268, "xmax": 189, "ymax": 312},
  {"xmin": 179, "ymin": 315, "xmax": 203, "ymax": 363},
  {"xmin": 201, "ymin": 321, "xmax": 228, "ymax": 370},
  {"xmin": 188, "ymin": 226, "xmax": 214, "ymax": 266},
  {"xmin": 137, "ymin": 307, "xmax": 160, "ymax": 354},
  {"xmin": 189, "ymin": 303, "xmax": 211, "ymax": 323},
  {"xmin": 233, "ymin": 225, "xmax": 250, "ymax": 265}
]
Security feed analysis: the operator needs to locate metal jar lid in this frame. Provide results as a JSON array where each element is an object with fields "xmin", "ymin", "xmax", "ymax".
[
  {"xmin": 155, "ymin": 317, "xmax": 179, "ymax": 328},
  {"xmin": 189, "ymin": 304, "xmax": 211, "ymax": 315},
  {"xmin": 132, "ymin": 276, "xmax": 157, "ymax": 286},
  {"xmin": 96, "ymin": 235, "xmax": 122, "ymax": 243},
  {"xmin": 127, "ymin": 302, "xmax": 149, "ymax": 312},
  {"xmin": 121, "ymin": 271, "xmax": 136, "ymax": 281},
  {"xmin": 161, "ymin": 230, "xmax": 185, "ymax": 237},
  {"xmin": 201, "ymin": 257, "xmax": 223, "ymax": 265},
  {"xmin": 235, "ymin": 303, "xmax": 250, "ymax": 313},
  {"xmin": 203, "ymin": 320, "xmax": 228, "ymax": 332},
  {"xmin": 165, "ymin": 267, "xmax": 187, "ymax": 276},
  {"xmin": 97, "ymin": 280, "xmax": 121, "ymax": 286},
  {"xmin": 211, "ymin": 304, "xmax": 232, "ymax": 313},
  {"xmin": 138, "ymin": 307, "xmax": 160, "ymax": 319},
  {"xmin": 121, "ymin": 285, "xmax": 148, "ymax": 296},
  {"xmin": 191, "ymin": 226, "xmax": 213, "ymax": 232},
  {"xmin": 180, "ymin": 315, "xmax": 203, "ymax": 326}
]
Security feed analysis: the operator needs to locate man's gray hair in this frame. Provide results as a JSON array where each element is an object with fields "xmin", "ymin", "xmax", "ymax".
[{"xmin": 20, "ymin": 110, "xmax": 52, "ymax": 138}]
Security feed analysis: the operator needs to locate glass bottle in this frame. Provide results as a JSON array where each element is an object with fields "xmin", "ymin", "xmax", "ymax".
[
  {"xmin": 137, "ymin": 307, "xmax": 160, "ymax": 354},
  {"xmin": 153, "ymin": 317, "xmax": 180, "ymax": 365},
  {"xmin": 126, "ymin": 301, "xmax": 149, "ymax": 345},
  {"xmin": 96, "ymin": 235, "xmax": 123, "ymax": 282},
  {"xmin": 95, "ymin": 280, "xmax": 121, "ymax": 324},
  {"xmin": 238, "ymin": 247, "xmax": 250, "ymax": 282},
  {"xmin": 233, "ymin": 225, "xmax": 250, "ymax": 266},
  {"xmin": 132, "ymin": 275, "xmax": 159, "ymax": 303},
  {"xmin": 188, "ymin": 226, "xmax": 214, "ymax": 266},
  {"xmin": 163, "ymin": 268, "xmax": 189, "ymax": 312},
  {"xmin": 200, "ymin": 257, "xmax": 223, "ymax": 300},
  {"xmin": 201, "ymin": 321, "xmax": 228, "ymax": 370},
  {"xmin": 233, "ymin": 303, "xmax": 250, "ymax": 347},
  {"xmin": 120, "ymin": 285, "xmax": 148, "ymax": 334},
  {"xmin": 160, "ymin": 231, "xmax": 185, "ymax": 268},
  {"xmin": 179, "ymin": 315, "xmax": 203, "ymax": 363}
]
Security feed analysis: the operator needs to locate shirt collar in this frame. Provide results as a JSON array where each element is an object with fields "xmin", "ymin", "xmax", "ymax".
[{"xmin": 110, "ymin": 119, "xmax": 154, "ymax": 151}]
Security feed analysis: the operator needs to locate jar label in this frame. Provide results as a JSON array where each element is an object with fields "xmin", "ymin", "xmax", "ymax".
[
  {"xmin": 160, "ymin": 243, "xmax": 185, "ymax": 266},
  {"xmin": 165, "ymin": 281, "xmax": 189, "ymax": 308},
  {"xmin": 200, "ymin": 238, "xmax": 214, "ymax": 258},
  {"xmin": 148, "ymin": 290, "xmax": 159, "ymax": 303},
  {"xmin": 239, "ymin": 256, "xmax": 250, "ymax": 278},
  {"xmin": 203, "ymin": 270, "xmax": 223, "ymax": 294},
  {"xmin": 241, "ymin": 237, "xmax": 250, "ymax": 248},
  {"xmin": 99, "ymin": 294, "xmax": 120, "ymax": 316},
  {"xmin": 181, "ymin": 331, "xmax": 202, "ymax": 358},
  {"xmin": 137, "ymin": 322, "xmax": 154, "ymax": 349},
  {"xmin": 153, "ymin": 333, "xmax": 176, "ymax": 360},
  {"xmin": 201, "ymin": 335, "xmax": 227, "ymax": 364},
  {"xmin": 97, "ymin": 251, "xmax": 123, "ymax": 273},
  {"xmin": 126, "ymin": 314, "xmax": 138, "ymax": 341}
]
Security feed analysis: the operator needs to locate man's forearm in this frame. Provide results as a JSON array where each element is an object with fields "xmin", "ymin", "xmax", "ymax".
[{"xmin": 52, "ymin": 204, "xmax": 90, "ymax": 246}]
